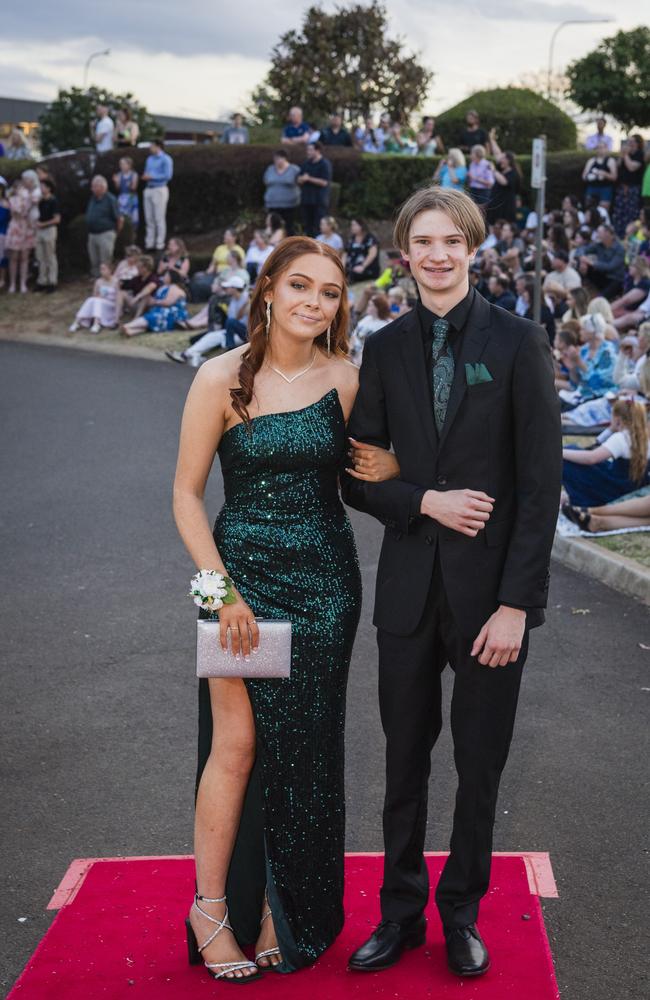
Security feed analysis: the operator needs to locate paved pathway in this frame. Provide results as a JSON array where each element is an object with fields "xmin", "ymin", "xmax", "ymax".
[{"xmin": 1, "ymin": 343, "xmax": 647, "ymax": 998}]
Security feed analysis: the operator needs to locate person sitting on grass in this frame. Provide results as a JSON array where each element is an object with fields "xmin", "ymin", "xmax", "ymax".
[
  {"xmin": 121, "ymin": 270, "xmax": 188, "ymax": 337},
  {"xmin": 387, "ymin": 285, "xmax": 411, "ymax": 318},
  {"xmin": 184, "ymin": 250, "xmax": 250, "ymax": 333},
  {"xmin": 348, "ymin": 294, "xmax": 391, "ymax": 365},
  {"xmin": 265, "ymin": 212, "xmax": 287, "ymax": 247},
  {"xmin": 245, "ymin": 229, "xmax": 273, "ymax": 284},
  {"xmin": 344, "ymin": 218, "xmax": 380, "ymax": 283},
  {"xmin": 165, "ymin": 276, "xmax": 250, "ymax": 365},
  {"xmin": 113, "ymin": 244, "xmax": 142, "ymax": 285},
  {"xmin": 190, "ymin": 228, "xmax": 247, "ymax": 302},
  {"xmin": 613, "ymin": 323, "xmax": 650, "ymax": 390},
  {"xmin": 562, "ymin": 491, "xmax": 650, "ymax": 533},
  {"xmin": 562, "ymin": 397, "xmax": 650, "ymax": 507},
  {"xmin": 554, "ymin": 324, "xmax": 582, "ymax": 392},
  {"xmin": 157, "ymin": 237, "xmax": 190, "ymax": 281},
  {"xmin": 316, "ymin": 215, "xmax": 344, "ymax": 254},
  {"xmin": 558, "ymin": 313, "xmax": 617, "ymax": 409},
  {"xmin": 118, "ymin": 254, "xmax": 159, "ymax": 318},
  {"xmin": 69, "ymin": 262, "xmax": 119, "ymax": 333}
]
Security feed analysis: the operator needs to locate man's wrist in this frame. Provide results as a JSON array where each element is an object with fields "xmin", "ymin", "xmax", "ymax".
[
  {"xmin": 420, "ymin": 489, "xmax": 440, "ymax": 518},
  {"xmin": 498, "ymin": 604, "xmax": 526, "ymax": 618}
]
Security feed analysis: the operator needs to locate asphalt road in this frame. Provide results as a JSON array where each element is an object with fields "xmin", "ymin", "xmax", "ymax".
[{"xmin": 1, "ymin": 341, "xmax": 648, "ymax": 999}]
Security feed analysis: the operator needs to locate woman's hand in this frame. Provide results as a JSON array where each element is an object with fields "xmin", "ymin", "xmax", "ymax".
[
  {"xmin": 218, "ymin": 592, "xmax": 260, "ymax": 659},
  {"xmin": 347, "ymin": 438, "xmax": 401, "ymax": 481}
]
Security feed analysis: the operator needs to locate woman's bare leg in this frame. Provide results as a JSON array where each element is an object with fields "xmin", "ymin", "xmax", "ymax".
[
  {"xmin": 191, "ymin": 676, "xmax": 258, "ymax": 979},
  {"xmin": 589, "ymin": 496, "xmax": 650, "ymax": 518},
  {"xmin": 188, "ymin": 306, "xmax": 209, "ymax": 330},
  {"xmin": 121, "ymin": 318, "xmax": 148, "ymax": 336},
  {"xmin": 613, "ymin": 311, "xmax": 643, "ymax": 332},
  {"xmin": 588, "ymin": 513, "xmax": 650, "ymax": 531},
  {"xmin": 19, "ymin": 250, "xmax": 30, "ymax": 292},
  {"xmin": 8, "ymin": 250, "xmax": 18, "ymax": 292}
]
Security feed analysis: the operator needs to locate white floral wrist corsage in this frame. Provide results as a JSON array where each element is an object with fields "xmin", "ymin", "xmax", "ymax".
[{"xmin": 189, "ymin": 569, "xmax": 237, "ymax": 613}]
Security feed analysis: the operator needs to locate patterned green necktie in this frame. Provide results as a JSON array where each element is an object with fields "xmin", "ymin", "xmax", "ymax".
[{"xmin": 431, "ymin": 317, "xmax": 454, "ymax": 434}]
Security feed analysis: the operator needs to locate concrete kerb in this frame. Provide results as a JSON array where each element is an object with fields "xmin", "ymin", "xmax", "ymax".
[
  {"xmin": 0, "ymin": 330, "xmax": 168, "ymax": 362},
  {"xmin": 552, "ymin": 533, "xmax": 650, "ymax": 607}
]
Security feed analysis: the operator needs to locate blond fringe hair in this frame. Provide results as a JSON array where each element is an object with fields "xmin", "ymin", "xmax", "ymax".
[
  {"xmin": 393, "ymin": 186, "xmax": 486, "ymax": 253},
  {"xmin": 612, "ymin": 398, "xmax": 649, "ymax": 484}
]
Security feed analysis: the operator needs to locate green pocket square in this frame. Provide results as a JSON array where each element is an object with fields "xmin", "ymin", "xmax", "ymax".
[{"xmin": 465, "ymin": 362, "xmax": 494, "ymax": 385}]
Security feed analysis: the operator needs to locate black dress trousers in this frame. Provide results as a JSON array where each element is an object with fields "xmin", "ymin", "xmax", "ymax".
[{"xmin": 377, "ymin": 554, "xmax": 528, "ymax": 931}]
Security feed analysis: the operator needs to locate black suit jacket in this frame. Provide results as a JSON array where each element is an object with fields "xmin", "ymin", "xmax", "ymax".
[{"xmin": 341, "ymin": 291, "xmax": 562, "ymax": 638}]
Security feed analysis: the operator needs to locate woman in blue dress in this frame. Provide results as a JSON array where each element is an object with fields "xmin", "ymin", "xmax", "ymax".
[
  {"xmin": 112, "ymin": 156, "xmax": 139, "ymax": 226},
  {"xmin": 121, "ymin": 270, "xmax": 188, "ymax": 335},
  {"xmin": 562, "ymin": 398, "xmax": 650, "ymax": 507},
  {"xmin": 172, "ymin": 237, "xmax": 398, "ymax": 982},
  {"xmin": 433, "ymin": 148, "xmax": 468, "ymax": 190}
]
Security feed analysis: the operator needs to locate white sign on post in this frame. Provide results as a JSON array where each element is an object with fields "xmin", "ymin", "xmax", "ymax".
[{"xmin": 531, "ymin": 137, "xmax": 546, "ymax": 189}]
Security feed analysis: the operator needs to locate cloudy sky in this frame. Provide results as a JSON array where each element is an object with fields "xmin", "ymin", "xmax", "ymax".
[{"xmin": 0, "ymin": 1, "xmax": 643, "ymax": 122}]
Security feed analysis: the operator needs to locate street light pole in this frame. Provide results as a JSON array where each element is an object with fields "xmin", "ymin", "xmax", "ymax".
[
  {"xmin": 83, "ymin": 49, "xmax": 111, "ymax": 90},
  {"xmin": 547, "ymin": 19, "xmax": 614, "ymax": 100}
]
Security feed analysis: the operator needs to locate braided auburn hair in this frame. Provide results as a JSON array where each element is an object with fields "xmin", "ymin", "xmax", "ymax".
[{"xmin": 230, "ymin": 236, "xmax": 350, "ymax": 427}]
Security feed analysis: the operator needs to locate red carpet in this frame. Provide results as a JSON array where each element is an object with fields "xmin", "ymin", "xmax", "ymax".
[{"xmin": 9, "ymin": 853, "xmax": 560, "ymax": 999}]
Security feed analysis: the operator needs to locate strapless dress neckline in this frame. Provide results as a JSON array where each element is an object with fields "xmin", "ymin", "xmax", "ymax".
[{"xmin": 222, "ymin": 387, "xmax": 341, "ymax": 439}]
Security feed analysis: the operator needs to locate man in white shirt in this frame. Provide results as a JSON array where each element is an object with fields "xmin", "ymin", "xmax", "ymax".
[
  {"xmin": 93, "ymin": 105, "xmax": 115, "ymax": 153},
  {"xmin": 584, "ymin": 117, "xmax": 614, "ymax": 152},
  {"xmin": 543, "ymin": 250, "xmax": 582, "ymax": 297}
]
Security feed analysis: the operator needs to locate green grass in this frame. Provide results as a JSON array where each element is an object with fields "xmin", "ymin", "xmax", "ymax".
[{"xmin": 591, "ymin": 533, "xmax": 650, "ymax": 569}]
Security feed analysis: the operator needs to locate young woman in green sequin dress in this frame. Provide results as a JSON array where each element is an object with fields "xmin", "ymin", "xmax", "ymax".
[{"xmin": 173, "ymin": 237, "xmax": 399, "ymax": 982}]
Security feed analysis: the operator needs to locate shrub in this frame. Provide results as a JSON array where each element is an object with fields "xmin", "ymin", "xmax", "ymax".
[{"xmin": 436, "ymin": 88, "xmax": 577, "ymax": 154}]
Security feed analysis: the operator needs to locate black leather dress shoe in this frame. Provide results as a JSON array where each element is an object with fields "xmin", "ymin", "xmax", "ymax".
[
  {"xmin": 445, "ymin": 923, "xmax": 490, "ymax": 976},
  {"xmin": 348, "ymin": 916, "xmax": 427, "ymax": 971}
]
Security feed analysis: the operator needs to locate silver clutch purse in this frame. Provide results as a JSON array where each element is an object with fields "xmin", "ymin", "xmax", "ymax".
[{"xmin": 196, "ymin": 618, "xmax": 292, "ymax": 679}]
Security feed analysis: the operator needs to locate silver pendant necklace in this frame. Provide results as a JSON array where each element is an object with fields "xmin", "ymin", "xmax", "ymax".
[{"xmin": 268, "ymin": 351, "xmax": 317, "ymax": 384}]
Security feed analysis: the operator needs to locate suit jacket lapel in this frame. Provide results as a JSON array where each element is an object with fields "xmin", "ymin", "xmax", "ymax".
[
  {"xmin": 438, "ymin": 293, "xmax": 491, "ymax": 451},
  {"xmin": 398, "ymin": 310, "xmax": 438, "ymax": 455}
]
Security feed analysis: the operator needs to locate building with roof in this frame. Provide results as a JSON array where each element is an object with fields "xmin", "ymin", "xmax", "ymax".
[{"xmin": 0, "ymin": 95, "xmax": 227, "ymax": 149}]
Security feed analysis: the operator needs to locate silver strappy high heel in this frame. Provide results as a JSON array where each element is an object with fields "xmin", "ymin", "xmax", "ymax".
[
  {"xmin": 185, "ymin": 893, "xmax": 262, "ymax": 984},
  {"xmin": 255, "ymin": 890, "xmax": 282, "ymax": 969}
]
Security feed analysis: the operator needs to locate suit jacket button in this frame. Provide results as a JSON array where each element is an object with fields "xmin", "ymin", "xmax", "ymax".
[
  {"xmin": 425, "ymin": 535, "xmax": 434, "ymax": 545},
  {"xmin": 436, "ymin": 475, "xmax": 447, "ymax": 486}
]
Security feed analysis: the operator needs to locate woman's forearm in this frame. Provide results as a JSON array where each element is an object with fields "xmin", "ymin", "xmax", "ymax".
[{"xmin": 173, "ymin": 490, "xmax": 227, "ymax": 573}]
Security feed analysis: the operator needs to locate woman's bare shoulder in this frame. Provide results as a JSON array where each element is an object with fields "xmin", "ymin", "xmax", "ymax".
[
  {"xmin": 197, "ymin": 346, "xmax": 247, "ymax": 387},
  {"xmin": 328, "ymin": 353, "xmax": 359, "ymax": 388}
]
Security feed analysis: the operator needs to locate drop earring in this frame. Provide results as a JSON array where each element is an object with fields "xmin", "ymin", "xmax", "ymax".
[
  {"xmin": 265, "ymin": 301, "xmax": 272, "ymax": 338},
  {"xmin": 326, "ymin": 325, "xmax": 331, "ymax": 356}
]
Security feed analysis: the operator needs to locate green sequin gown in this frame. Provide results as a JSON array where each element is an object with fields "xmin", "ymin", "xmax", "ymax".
[{"xmin": 196, "ymin": 388, "xmax": 361, "ymax": 972}]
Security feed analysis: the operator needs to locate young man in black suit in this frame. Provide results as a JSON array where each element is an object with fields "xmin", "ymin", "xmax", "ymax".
[{"xmin": 342, "ymin": 187, "xmax": 561, "ymax": 977}]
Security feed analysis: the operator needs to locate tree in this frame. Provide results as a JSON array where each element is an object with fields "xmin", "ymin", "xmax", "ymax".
[
  {"xmin": 39, "ymin": 86, "xmax": 163, "ymax": 155},
  {"xmin": 248, "ymin": 1, "xmax": 432, "ymax": 126},
  {"xmin": 566, "ymin": 26, "xmax": 650, "ymax": 130}
]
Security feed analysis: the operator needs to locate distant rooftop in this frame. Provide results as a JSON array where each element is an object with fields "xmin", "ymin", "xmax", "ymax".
[{"xmin": 0, "ymin": 95, "xmax": 227, "ymax": 136}]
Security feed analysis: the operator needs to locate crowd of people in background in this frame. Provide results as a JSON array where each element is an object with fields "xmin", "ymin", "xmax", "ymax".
[{"xmin": 2, "ymin": 102, "xmax": 650, "ymax": 525}]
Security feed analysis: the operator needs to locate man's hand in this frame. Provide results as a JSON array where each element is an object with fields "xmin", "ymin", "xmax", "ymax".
[
  {"xmin": 471, "ymin": 606, "xmax": 525, "ymax": 667},
  {"xmin": 420, "ymin": 488, "xmax": 494, "ymax": 537}
]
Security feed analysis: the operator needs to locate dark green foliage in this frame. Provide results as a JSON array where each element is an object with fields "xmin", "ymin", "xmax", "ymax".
[
  {"xmin": 566, "ymin": 26, "xmax": 650, "ymax": 129},
  {"xmin": 39, "ymin": 86, "xmax": 163, "ymax": 156},
  {"xmin": 436, "ymin": 88, "xmax": 577, "ymax": 154},
  {"xmin": 249, "ymin": 1, "xmax": 432, "ymax": 126}
]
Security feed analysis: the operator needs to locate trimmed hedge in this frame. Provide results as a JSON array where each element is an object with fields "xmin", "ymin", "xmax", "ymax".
[
  {"xmin": 342, "ymin": 151, "xmax": 592, "ymax": 219},
  {"xmin": 37, "ymin": 144, "xmax": 589, "ymax": 226},
  {"xmin": 436, "ymin": 88, "xmax": 577, "ymax": 154}
]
